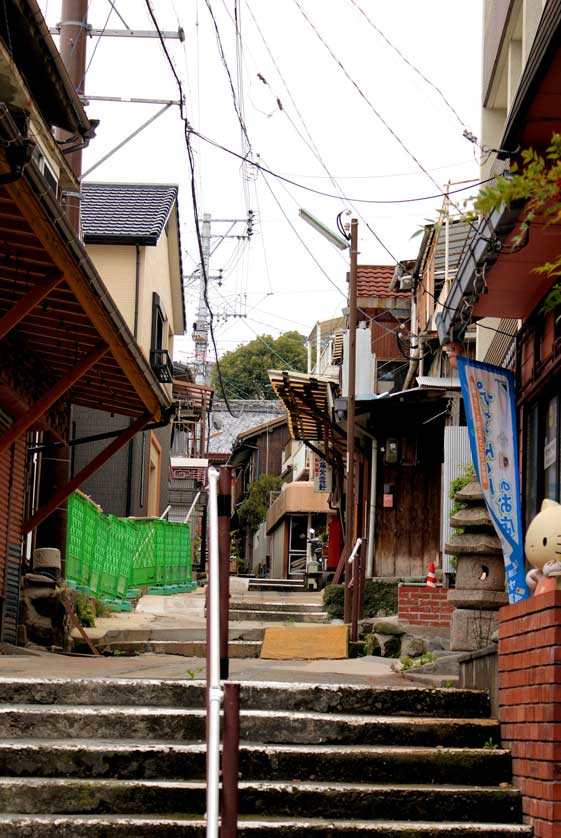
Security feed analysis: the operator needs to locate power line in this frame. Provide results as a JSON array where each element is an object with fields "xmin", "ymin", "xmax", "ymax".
[
  {"xmin": 191, "ymin": 127, "xmax": 496, "ymax": 205},
  {"xmin": 290, "ymin": 0, "xmax": 483, "ymax": 232},
  {"xmin": 144, "ymin": 0, "xmax": 239, "ymax": 417},
  {"xmin": 347, "ymin": 0, "xmax": 466, "ymax": 130}
]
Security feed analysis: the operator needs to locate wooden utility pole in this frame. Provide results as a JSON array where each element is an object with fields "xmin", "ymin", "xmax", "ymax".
[
  {"xmin": 343, "ymin": 219, "xmax": 358, "ymax": 625},
  {"xmin": 37, "ymin": 0, "xmax": 88, "ymax": 555}
]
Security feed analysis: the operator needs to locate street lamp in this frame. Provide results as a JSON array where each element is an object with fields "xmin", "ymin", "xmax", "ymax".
[{"xmin": 299, "ymin": 208, "xmax": 358, "ymax": 628}]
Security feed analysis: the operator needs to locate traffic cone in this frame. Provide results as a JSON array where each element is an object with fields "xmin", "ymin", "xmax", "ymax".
[{"xmin": 426, "ymin": 562, "xmax": 437, "ymax": 588}]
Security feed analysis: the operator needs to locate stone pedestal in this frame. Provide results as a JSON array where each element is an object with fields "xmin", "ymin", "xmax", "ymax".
[
  {"xmin": 21, "ymin": 574, "xmax": 69, "ymax": 649},
  {"xmin": 446, "ymin": 480, "xmax": 508, "ymax": 651}
]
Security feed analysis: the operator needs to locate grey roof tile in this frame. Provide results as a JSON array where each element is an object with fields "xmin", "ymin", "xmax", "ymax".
[
  {"xmin": 208, "ymin": 400, "xmax": 287, "ymax": 455},
  {"xmin": 81, "ymin": 182, "xmax": 178, "ymax": 244}
]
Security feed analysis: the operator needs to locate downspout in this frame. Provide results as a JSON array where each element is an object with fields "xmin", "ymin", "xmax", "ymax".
[
  {"xmin": 366, "ymin": 438, "xmax": 378, "ymax": 578},
  {"xmin": 404, "ymin": 282, "xmax": 419, "ymax": 390},
  {"xmin": 127, "ymin": 246, "xmax": 141, "ymax": 516}
]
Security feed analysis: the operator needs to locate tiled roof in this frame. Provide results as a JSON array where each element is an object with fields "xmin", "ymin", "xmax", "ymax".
[
  {"xmin": 81, "ymin": 182, "xmax": 178, "ymax": 245},
  {"xmin": 357, "ymin": 265, "xmax": 408, "ymax": 298},
  {"xmin": 208, "ymin": 399, "xmax": 287, "ymax": 456}
]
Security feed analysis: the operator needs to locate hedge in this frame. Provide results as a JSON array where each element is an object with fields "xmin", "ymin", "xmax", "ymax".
[{"xmin": 323, "ymin": 579, "xmax": 399, "ymax": 619}]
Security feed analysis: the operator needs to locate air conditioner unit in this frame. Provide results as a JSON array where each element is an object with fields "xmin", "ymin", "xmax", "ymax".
[{"xmin": 398, "ymin": 276, "xmax": 413, "ymax": 291}]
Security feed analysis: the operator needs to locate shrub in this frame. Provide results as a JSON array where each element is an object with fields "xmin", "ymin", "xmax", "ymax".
[{"xmin": 323, "ymin": 580, "xmax": 399, "ymax": 620}]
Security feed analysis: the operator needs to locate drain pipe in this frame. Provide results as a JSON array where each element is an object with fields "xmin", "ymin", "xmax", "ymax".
[
  {"xmin": 206, "ymin": 467, "xmax": 222, "ymax": 838},
  {"xmin": 366, "ymin": 438, "xmax": 378, "ymax": 578}
]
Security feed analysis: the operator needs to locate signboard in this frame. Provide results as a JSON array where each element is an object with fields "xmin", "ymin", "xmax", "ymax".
[
  {"xmin": 457, "ymin": 357, "xmax": 529, "ymax": 604},
  {"xmin": 313, "ymin": 452, "xmax": 332, "ymax": 494}
]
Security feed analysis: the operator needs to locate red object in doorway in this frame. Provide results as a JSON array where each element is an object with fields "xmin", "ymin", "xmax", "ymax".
[{"xmin": 327, "ymin": 516, "xmax": 343, "ymax": 571}]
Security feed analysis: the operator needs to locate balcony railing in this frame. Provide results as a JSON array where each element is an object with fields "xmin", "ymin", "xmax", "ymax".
[{"xmin": 150, "ymin": 348, "xmax": 174, "ymax": 383}]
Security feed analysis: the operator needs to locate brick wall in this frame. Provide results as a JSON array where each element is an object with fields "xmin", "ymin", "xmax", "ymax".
[
  {"xmin": 398, "ymin": 582, "xmax": 453, "ymax": 628},
  {"xmin": 499, "ymin": 590, "xmax": 561, "ymax": 838}
]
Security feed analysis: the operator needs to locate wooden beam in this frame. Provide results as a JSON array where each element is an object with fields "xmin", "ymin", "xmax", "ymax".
[
  {"xmin": 0, "ymin": 271, "xmax": 63, "ymax": 340},
  {"xmin": 0, "ymin": 341, "xmax": 108, "ymax": 456},
  {"xmin": 2, "ymin": 167, "xmax": 162, "ymax": 419},
  {"xmin": 23, "ymin": 411, "xmax": 151, "ymax": 534}
]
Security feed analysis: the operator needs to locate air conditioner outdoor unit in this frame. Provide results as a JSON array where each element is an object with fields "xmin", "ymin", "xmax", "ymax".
[{"xmin": 398, "ymin": 276, "xmax": 413, "ymax": 291}]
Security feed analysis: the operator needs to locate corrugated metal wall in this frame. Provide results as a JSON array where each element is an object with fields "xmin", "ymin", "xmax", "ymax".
[
  {"xmin": 442, "ymin": 426, "xmax": 472, "ymax": 574},
  {"xmin": 0, "ymin": 409, "xmax": 26, "ymax": 643}
]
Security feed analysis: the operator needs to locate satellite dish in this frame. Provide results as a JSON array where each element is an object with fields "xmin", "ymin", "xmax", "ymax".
[{"xmin": 212, "ymin": 415, "xmax": 224, "ymax": 431}]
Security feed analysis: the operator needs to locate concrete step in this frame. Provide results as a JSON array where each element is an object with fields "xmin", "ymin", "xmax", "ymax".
[
  {"xmin": 95, "ymin": 640, "xmax": 261, "ymax": 658},
  {"xmin": 0, "ymin": 679, "xmax": 491, "ymax": 717},
  {"xmin": 0, "ymin": 706, "xmax": 500, "ymax": 746},
  {"xmin": 0, "ymin": 815, "xmax": 534, "ymax": 837},
  {"xmin": 249, "ymin": 581, "xmax": 305, "ymax": 592},
  {"xmin": 0, "ymin": 740, "xmax": 513, "ymax": 785},
  {"xmin": 229, "ymin": 609, "xmax": 329, "ymax": 623},
  {"xmin": 229, "ymin": 601, "xmax": 325, "ymax": 613},
  {"xmin": 88, "ymin": 627, "xmax": 265, "ymax": 642},
  {"xmin": 0, "ymin": 778, "xmax": 522, "ymax": 822}
]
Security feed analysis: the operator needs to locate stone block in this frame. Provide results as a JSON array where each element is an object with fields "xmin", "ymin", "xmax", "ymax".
[
  {"xmin": 455, "ymin": 555, "xmax": 506, "ymax": 592},
  {"xmin": 445, "ymin": 532, "xmax": 502, "ymax": 556},
  {"xmin": 450, "ymin": 608, "xmax": 498, "ymax": 652},
  {"xmin": 449, "ymin": 506, "xmax": 493, "ymax": 529},
  {"xmin": 372, "ymin": 619, "xmax": 406, "ymax": 636},
  {"xmin": 400, "ymin": 635, "xmax": 426, "ymax": 658},
  {"xmin": 455, "ymin": 480, "xmax": 484, "ymax": 503},
  {"xmin": 447, "ymin": 588, "xmax": 509, "ymax": 610}
]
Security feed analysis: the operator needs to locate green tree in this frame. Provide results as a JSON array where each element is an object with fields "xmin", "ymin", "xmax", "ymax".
[
  {"xmin": 212, "ymin": 331, "xmax": 307, "ymax": 400},
  {"xmin": 472, "ymin": 133, "xmax": 561, "ymax": 310},
  {"xmin": 238, "ymin": 474, "xmax": 283, "ymax": 535}
]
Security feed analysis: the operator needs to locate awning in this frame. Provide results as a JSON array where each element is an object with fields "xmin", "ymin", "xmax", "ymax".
[
  {"xmin": 268, "ymin": 369, "xmax": 338, "ymax": 442},
  {"xmin": 0, "ymin": 105, "xmax": 169, "ymax": 426}
]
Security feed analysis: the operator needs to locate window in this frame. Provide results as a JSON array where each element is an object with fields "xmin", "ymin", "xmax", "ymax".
[{"xmin": 150, "ymin": 293, "xmax": 173, "ymax": 383}]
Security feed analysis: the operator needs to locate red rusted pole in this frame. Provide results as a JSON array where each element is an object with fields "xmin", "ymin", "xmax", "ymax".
[
  {"xmin": 221, "ymin": 681, "xmax": 240, "ymax": 838},
  {"xmin": 218, "ymin": 466, "xmax": 232, "ymax": 680}
]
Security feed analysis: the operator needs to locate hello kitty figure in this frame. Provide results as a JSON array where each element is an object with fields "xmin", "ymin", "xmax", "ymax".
[{"xmin": 525, "ymin": 499, "xmax": 561, "ymax": 596}]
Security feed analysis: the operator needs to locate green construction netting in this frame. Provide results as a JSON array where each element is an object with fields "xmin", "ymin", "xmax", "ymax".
[{"xmin": 66, "ymin": 492, "xmax": 192, "ymax": 599}]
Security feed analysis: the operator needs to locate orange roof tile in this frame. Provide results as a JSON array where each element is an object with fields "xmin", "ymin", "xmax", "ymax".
[{"xmin": 357, "ymin": 264, "xmax": 409, "ymax": 298}]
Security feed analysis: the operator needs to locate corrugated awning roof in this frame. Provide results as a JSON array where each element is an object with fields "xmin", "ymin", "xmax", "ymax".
[{"xmin": 268, "ymin": 369, "xmax": 337, "ymax": 441}]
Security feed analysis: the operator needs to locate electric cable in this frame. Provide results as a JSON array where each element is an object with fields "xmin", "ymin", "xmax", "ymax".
[
  {"xmin": 191, "ymin": 127, "xmax": 496, "ymax": 205},
  {"xmin": 347, "ymin": 0, "xmax": 466, "ymax": 130}
]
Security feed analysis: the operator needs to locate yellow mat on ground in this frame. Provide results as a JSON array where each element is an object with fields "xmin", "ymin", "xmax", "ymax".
[{"xmin": 260, "ymin": 624, "xmax": 348, "ymax": 660}]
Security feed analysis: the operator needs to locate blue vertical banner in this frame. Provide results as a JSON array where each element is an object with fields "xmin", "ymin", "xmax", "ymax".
[{"xmin": 456, "ymin": 357, "xmax": 529, "ymax": 604}]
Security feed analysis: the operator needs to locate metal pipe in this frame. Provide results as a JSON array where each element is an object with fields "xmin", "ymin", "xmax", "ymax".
[
  {"xmin": 184, "ymin": 491, "xmax": 201, "ymax": 523},
  {"xmin": 221, "ymin": 681, "xmax": 240, "ymax": 838},
  {"xmin": 206, "ymin": 467, "xmax": 222, "ymax": 838},
  {"xmin": 159, "ymin": 504, "xmax": 171, "ymax": 520},
  {"xmin": 344, "ymin": 219, "xmax": 358, "ymax": 624},
  {"xmin": 366, "ymin": 439, "xmax": 378, "ymax": 578}
]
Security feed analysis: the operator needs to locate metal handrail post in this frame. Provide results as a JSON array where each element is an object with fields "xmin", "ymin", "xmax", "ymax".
[{"xmin": 206, "ymin": 467, "xmax": 222, "ymax": 838}]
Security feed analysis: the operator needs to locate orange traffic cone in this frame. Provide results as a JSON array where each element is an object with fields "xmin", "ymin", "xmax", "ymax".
[{"xmin": 426, "ymin": 562, "xmax": 437, "ymax": 588}]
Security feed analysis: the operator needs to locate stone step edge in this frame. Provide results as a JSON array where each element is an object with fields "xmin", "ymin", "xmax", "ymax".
[
  {"xmin": 0, "ymin": 778, "xmax": 518, "ymax": 794},
  {"xmin": 0, "ymin": 706, "xmax": 499, "ymax": 726},
  {"xmin": 0, "ymin": 741, "xmax": 510, "ymax": 756},
  {"xmin": 0, "ymin": 815, "xmax": 533, "ymax": 832}
]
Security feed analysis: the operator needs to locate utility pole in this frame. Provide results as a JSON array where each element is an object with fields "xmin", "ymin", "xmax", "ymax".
[
  {"xmin": 343, "ymin": 218, "xmax": 358, "ymax": 625},
  {"xmin": 194, "ymin": 214, "xmax": 212, "ymax": 385},
  {"xmin": 36, "ymin": 0, "xmax": 88, "ymax": 557},
  {"xmin": 56, "ymin": 0, "xmax": 88, "ymax": 229}
]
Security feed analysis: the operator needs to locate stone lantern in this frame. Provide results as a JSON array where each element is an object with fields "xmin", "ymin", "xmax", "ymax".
[{"xmin": 446, "ymin": 479, "xmax": 508, "ymax": 651}]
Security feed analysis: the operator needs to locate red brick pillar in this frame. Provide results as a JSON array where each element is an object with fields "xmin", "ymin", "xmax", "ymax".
[{"xmin": 499, "ymin": 590, "xmax": 561, "ymax": 838}]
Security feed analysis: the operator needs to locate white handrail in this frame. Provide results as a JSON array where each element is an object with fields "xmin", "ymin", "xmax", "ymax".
[
  {"xmin": 206, "ymin": 467, "xmax": 222, "ymax": 838},
  {"xmin": 348, "ymin": 537, "xmax": 362, "ymax": 565},
  {"xmin": 184, "ymin": 491, "xmax": 201, "ymax": 523}
]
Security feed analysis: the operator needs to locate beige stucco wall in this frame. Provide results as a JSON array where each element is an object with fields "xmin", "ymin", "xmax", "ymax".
[
  {"xmin": 86, "ymin": 225, "xmax": 183, "ymax": 365},
  {"xmin": 86, "ymin": 245, "xmax": 137, "ymax": 339},
  {"xmin": 266, "ymin": 481, "xmax": 331, "ymax": 534}
]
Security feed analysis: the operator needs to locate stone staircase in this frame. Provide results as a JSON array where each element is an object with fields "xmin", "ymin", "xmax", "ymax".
[
  {"xmin": 0, "ymin": 676, "xmax": 532, "ymax": 836},
  {"xmin": 229, "ymin": 599, "xmax": 329, "ymax": 624},
  {"xmin": 249, "ymin": 577, "xmax": 305, "ymax": 593}
]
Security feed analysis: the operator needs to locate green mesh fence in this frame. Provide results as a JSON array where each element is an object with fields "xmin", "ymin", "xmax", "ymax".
[{"xmin": 66, "ymin": 492, "xmax": 192, "ymax": 599}]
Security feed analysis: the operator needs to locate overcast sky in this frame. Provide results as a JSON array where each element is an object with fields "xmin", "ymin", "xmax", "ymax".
[{"xmin": 40, "ymin": 0, "xmax": 483, "ymax": 370}]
